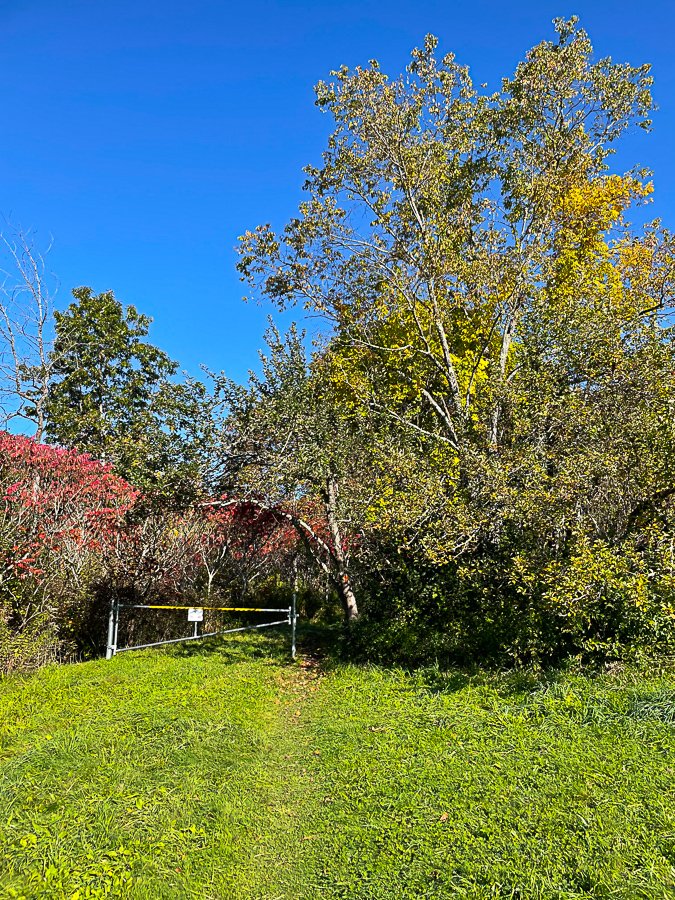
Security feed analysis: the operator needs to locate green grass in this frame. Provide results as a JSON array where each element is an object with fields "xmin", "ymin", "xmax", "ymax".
[{"xmin": 1, "ymin": 630, "xmax": 675, "ymax": 898}]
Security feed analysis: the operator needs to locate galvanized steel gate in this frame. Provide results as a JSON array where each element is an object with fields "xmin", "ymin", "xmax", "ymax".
[{"xmin": 106, "ymin": 595, "xmax": 298, "ymax": 660}]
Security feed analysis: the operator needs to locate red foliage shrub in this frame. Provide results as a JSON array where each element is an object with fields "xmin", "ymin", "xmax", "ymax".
[
  {"xmin": 0, "ymin": 432, "xmax": 138, "ymax": 580},
  {"xmin": 0, "ymin": 432, "xmax": 137, "ymax": 670}
]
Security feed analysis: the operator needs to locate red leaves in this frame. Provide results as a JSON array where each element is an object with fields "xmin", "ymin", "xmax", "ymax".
[
  {"xmin": 0, "ymin": 434, "xmax": 327, "ymax": 606},
  {"xmin": 0, "ymin": 431, "xmax": 138, "ymax": 582}
]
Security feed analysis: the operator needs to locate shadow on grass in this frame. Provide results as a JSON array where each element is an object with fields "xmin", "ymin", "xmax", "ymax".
[
  {"xmin": 168, "ymin": 622, "xmax": 336, "ymax": 655},
  {"xmin": 414, "ymin": 664, "xmax": 579, "ymax": 698},
  {"xmin": 163, "ymin": 622, "xmax": 580, "ymax": 700},
  {"xmin": 169, "ymin": 626, "xmax": 294, "ymax": 665},
  {"xmin": 163, "ymin": 622, "xmax": 362, "ymax": 673}
]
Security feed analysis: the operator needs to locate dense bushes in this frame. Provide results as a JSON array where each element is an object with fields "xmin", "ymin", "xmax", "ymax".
[
  {"xmin": 95, "ymin": 502, "xmax": 297, "ymax": 655},
  {"xmin": 349, "ymin": 520, "xmax": 675, "ymax": 668},
  {"xmin": 0, "ymin": 433, "xmax": 138, "ymax": 670}
]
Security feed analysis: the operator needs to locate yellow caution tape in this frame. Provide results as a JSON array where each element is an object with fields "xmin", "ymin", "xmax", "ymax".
[{"xmin": 122, "ymin": 604, "xmax": 288, "ymax": 613}]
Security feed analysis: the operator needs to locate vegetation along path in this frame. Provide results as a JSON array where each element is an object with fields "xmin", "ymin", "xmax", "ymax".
[{"xmin": 1, "ymin": 631, "xmax": 675, "ymax": 899}]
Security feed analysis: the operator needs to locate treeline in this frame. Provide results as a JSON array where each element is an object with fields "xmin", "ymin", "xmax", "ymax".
[{"xmin": 3, "ymin": 18, "xmax": 675, "ymax": 670}]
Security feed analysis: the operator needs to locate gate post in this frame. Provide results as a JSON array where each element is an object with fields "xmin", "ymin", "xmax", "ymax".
[
  {"xmin": 291, "ymin": 554, "xmax": 298, "ymax": 660},
  {"xmin": 106, "ymin": 596, "xmax": 119, "ymax": 660}
]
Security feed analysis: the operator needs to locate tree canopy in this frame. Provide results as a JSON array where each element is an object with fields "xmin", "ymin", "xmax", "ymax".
[
  {"xmin": 44, "ymin": 287, "xmax": 227, "ymax": 502},
  {"xmin": 236, "ymin": 18, "xmax": 675, "ymax": 658}
]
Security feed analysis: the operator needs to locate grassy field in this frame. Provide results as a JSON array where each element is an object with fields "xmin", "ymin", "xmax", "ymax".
[{"xmin": 1, "ymin": 630, "xmax": 675, "ymax": 899}]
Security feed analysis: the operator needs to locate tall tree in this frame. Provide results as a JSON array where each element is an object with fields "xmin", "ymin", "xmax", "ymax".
[
  {"xmin": 223, "ymin": 326, "xmax": 378, "ymax": 621},
  {"xmin": 237, "ymin": 20, "xmax": 675, "ymax": 657},
  {"xmin": 45, "ymin": 287, "xmax": 177, "ymax": 484},
  {"xmin": 46, "ymin": 287, "xmax": 230, "ymax": 502},
  {"xmin": 238, "ymin": 19, "xmax": 657, "ymax": 462}
]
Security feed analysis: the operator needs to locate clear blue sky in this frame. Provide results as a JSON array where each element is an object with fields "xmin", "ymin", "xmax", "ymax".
[{"xmin": 3, "ymin": 0, "xmax": 675, "ymax": 382}]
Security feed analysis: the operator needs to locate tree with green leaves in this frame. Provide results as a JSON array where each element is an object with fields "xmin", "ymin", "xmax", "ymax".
[
  {"xmin": 223, "ymin": 325, "xmax": 386, "ymax": 621},
  {"xmin": 44, "ymin": 287, "xmax": 225, "ymax": 502},
  {"xmin": 46, "ymin": 286, "xmax": 176, "ymax": 462},
  {"xmin": 237, "ymin": 19, "xmax": 675, "ymax": 659}
]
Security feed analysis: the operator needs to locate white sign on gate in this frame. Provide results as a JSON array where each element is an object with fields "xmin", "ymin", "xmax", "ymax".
[{"xmin": 187, "ymin": 607, "xmax": 204, "ymax": 622}]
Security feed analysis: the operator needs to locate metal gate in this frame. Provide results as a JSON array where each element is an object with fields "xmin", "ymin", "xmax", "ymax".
[{"xmin": 106, "ymin": 596, "xmax": 297, "ymax": 660}]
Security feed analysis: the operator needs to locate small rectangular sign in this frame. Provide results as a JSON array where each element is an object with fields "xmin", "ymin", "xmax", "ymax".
[{"xmin": 187, "ymin": 607, "xmax": 204, "ymax": 622}]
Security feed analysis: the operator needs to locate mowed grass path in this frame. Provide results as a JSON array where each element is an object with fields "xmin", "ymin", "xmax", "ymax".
[{"xmin": 1, "ymin": 631, "xmax": 675, "ymax": 899}]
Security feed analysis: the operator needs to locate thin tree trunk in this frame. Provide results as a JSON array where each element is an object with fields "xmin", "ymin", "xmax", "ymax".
[{"xmin": 325, "ymin": 473, "xmax": 359, "ymax": 623}]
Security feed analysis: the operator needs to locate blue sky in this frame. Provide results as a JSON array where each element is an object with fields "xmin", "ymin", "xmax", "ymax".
[{"xmin": 3, "ymin": 0, "xmax": 675, "ymax": 383}]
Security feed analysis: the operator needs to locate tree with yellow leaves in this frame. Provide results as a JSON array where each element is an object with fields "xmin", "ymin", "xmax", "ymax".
[{"xmin": 236, "ymin": 19, "xmax": 675, "ymax": 659}]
